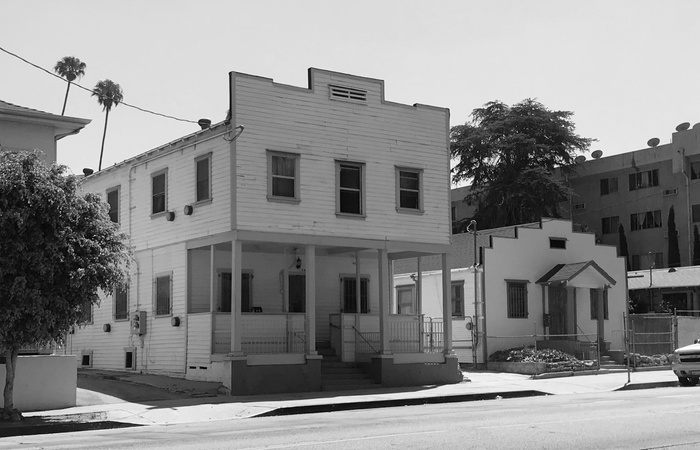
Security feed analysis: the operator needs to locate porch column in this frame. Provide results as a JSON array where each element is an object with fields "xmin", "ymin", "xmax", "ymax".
[
  {"xmin": 306, "ymin": 244, "xmax": 317, "ymax": 355},
  {"xmin": 416, "ymin": 257, "xmax": 423, "ymax": 314},
  {"xmin": 355, "ymin": 251, "xmax": 361, "ymax": 313},
  {"xmin": 442, "ymin": 253, "xmax": 454, "ymax": 354},
  {"xmin": 230, "ymin": 240, "xmax": 243, "ymax": 354},
  {"xmin": 209, "ymin": 245, "xmax": 216, "ymax": 312},
  {"xmin": 378, "ymin": 249, "xmax": 391, "ymax": 354},
  {"xmin": 597, "ymin": 286, "xmax": 607, "ymax": 354}
]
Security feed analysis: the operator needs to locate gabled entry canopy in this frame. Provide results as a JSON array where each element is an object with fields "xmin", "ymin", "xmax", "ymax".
[{"xmin": 536, "ymin": 260, "xmax": 616, "ymax": 289}]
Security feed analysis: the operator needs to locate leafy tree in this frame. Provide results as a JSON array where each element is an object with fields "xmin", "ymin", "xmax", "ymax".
[
  {"xmin": 693, "ymin": 225, "xmax": 700, "ymax": 266},
  {"xmin": 619, "ymin": 224, "xmax": 630, "ymax": 271},
  {"xmin": 451, "ymin": 99, "xmax": 593, "ymax": 228},
  {"xmin": 667, "ymin": 206, "xmax": 681, "ymax": 268},
  {"xmin": 92, "ymin": 79, "xmax": 123, "ymax": 171},
  {"xmin": 0, "ymin": 152, "xmax": 129, "ymax": 419},
  {"xmin": 53, "ymin": 56, "xmax": 86, "ymax": 116}
]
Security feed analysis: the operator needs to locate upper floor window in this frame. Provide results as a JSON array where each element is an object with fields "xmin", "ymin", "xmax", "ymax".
[
  {"xmin": 506, "ymin": 280, "xmax": 528, "ymax": 319},
  {"xmin": 80, "ymin": 300, "xmax": 93, "ymax": 324},
  {"xmin": 628, "ymin": 169, "xmax": 659, "ymax": 191},
  {"xmin": 341, "ymin": 276, "xmax": 369, "ymax": 313},
  {"xmin": 631, "ymin": 252, "xmax": 663, "ymax": 270},
  {"xmin": 106, "ymin": 186, "xmax": 120, "ymax": 223},
  {"xmin": 601, "ymin": 216, "xmax": 619, "ymax": 234},
  {"xmin": 396, "ymin": 168, "xmax": 423, "ymax": 212},
  {"xmin": 195, "ymin": 154, "xmax": 211, "ymax": 202},
  {"xmin": 691, "ymin": 161, "xmax": 700, "ymax": 180},
  {"xmin": 337, "ymin": 161, "xmax": 365, "ymax": 216},
  {"xmin": 600, "ymin": 177, "xmax": 618, "ymax": 196},
  {"xmin": 630, "ymin": 210, "xmax": 661, "ymax": 231},
  {"xmin": 549, "ymin": 238, "xmax": 566, "ymax": 249},
  {"xmin": 268, "ymin": 151, "xmax": 300, "ymax": 202},
  {"xmin": 155, "ymin": 273, "xmax": 172, "ymax": 316},
  {"xmin": 452, "ymin": 281, "xmax": 464, "ymax": 317},
  {"xmin": 692, "ymin": 204, "xmax": 700, "ymax": 223},
  {"xmin": 152, "ymin": 170, "xmax": 167, "ymax": 215}
]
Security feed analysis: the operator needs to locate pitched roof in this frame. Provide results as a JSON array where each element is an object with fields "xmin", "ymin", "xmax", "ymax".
[
  {"xmin": 536, "ymin": 260, "xmax": 616, "ymax": 287},
  {"xmin": 0, "ymin": 99, "xmax": 90, "ymax": 136},
  {"xmin": 628, "ymin": 265, "xmax": 700, "ymax": 290}
]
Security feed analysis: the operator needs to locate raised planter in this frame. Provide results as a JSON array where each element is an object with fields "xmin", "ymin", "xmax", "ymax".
[{"xmin": 488, "ymin": 361, "xmax": 546, "ymax": 375}]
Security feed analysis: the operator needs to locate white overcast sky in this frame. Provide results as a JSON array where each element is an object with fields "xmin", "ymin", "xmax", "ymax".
[{"xmin": 2, "ymin": 0, "xmax": 699, "ymax": 177}]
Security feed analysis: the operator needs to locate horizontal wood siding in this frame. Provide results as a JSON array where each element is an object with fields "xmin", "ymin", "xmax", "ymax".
[
  {"xmin": 233, "ymin": 70, "xmax": 450, "ymax": 246},
  {"xmin": 187, "ymin": 313, "xmax": 212, "ymax": 367}
]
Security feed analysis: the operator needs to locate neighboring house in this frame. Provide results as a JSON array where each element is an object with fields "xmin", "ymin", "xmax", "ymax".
[
  {"xmin": 0, "ymin": 99, "xmax": 90, "ymax": 164},
  {"xmin": 395, "ymin": 219, "xmax": 628, "ymax": 365},
  {"xmin": 68, "ymin": 68, "xmax": 462, "ymax": 395},
  {"xmin": 627, "ymin": 266, "xmax": 700, "ymax": 314},
  {"xmin": 451, "ymin": 123, "xmax": 700, "ymax": 269}
]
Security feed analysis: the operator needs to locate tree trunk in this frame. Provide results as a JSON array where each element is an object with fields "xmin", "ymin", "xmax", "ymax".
[
  {"xmin": 3, "ymin": 347, "xmax": 18, "ymax": 412},
  {"xmin": 98, "ymin": 108, "xmax": 110, "ymax": 171},
  {"xmin": 61, "ymin": 81, "xmax": 72, "ymax": 116}
]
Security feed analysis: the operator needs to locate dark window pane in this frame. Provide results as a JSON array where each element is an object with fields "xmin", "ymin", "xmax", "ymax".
[
  {"xmin": 400, "ymin": 191, "xmax": 419, "ymax": 209},
  {"xmin": 156, "ymin": 276, "xmax": 170, "ymax": 315},
  {"xmin": 399, "ymin": 172, "xmax": 419, "ymax": 190},
  {"xmin": 152, "ymin": 174, "xmax": 166, "ymax": 214},
  {"xmin": 340, "ymin": 166, "xmax": 361, "ymax": 189},
  {"xmin": 272, "ymin": 155, "xmax": 295, "ymax": 177},
  {"xmin": 107, "ymin": 189, "xmax": 119, "ymax": 223},
  {"xmin": 340, "ymin": 190, "xmax": 361, "ymax": 214},
  {"xmin": 115, "ymin": 287, "xmax": 128, "ymax": 320},
  {"xmin": 196, "ymin": 159, "xmax": 209, "ymax": 201},
  {"xmin": 272, "ymin": 177, "xmax": 295, "ymax": 197}
]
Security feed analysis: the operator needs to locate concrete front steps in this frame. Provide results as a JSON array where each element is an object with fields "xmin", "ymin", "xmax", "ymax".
[
  {"xmin": 599, "ymin": 355, "xmax": 627, "ymax": 371},
  {"xmin": 321, "ymin": 359, "xmax": 382, "ymax": 392}
]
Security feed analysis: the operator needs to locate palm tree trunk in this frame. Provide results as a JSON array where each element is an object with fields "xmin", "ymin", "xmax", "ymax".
[
  {"xmin": 3, "ymin": 347, "xmax": 18, "ymax": 413},
  {"xmin": 61, "ymin": 82, "xmax": 72, "ymax": 116},
  {"xmin": 98, "ymin": 108, "xmax": 110, "ymax": 171}
]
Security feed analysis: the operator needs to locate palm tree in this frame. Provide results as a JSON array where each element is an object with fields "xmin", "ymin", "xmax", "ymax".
[
  {"xmin": 53, "ymin": 56, "xmax": 86, "ymax": 115},
  {"xmin": 92, "ymin": 79, "xmax": 123, "ymax": 171}
]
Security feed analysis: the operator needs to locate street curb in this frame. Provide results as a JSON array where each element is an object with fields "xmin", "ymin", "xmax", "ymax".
[
  {"xmin": 614, "ymin": 381, "xmax": 679, "ymax": 391},
  {"xmin": 255, "ymin": 390, "xmax": 548, "ymax": 417}
]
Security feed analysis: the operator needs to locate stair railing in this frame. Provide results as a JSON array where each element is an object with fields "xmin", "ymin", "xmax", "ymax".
[{"xmin": 352, "ymin": 325, "xmax": 379, "ymax": 354}]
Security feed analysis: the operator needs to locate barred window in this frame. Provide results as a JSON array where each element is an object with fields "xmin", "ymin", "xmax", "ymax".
[
  {"xmin": 507, "ymin": 281, "xmax": 528, "ymax": 318},
  {"xmin": 114, "ymin": 286, "xmax": 128, "ymax": 320},
  {"xmin": 155, "ymin": 274, "xmax": 171, "ymax": 316},
  {"xmin": 451, "ymin": 281, "xmax": 464, "ymax": 317}
]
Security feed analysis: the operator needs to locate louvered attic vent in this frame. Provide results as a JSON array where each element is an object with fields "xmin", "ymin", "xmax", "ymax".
[{"xmin": 329, "ymin": 85, "xmax": 367, "ymax": 103}]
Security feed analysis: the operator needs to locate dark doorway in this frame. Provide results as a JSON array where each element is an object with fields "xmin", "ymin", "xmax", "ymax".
[
  {"xmin": 289, "ymin": 274, "xmax": 306, "ymax": 313},
  {"xmin": 548, "ymin": 286, "xmax": 574, "ymax": 339}
]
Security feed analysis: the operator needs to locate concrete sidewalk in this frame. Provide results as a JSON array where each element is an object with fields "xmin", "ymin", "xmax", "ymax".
[{"xmin": 3, "ymin": 367, "xmax": 679, "ymax": 436}]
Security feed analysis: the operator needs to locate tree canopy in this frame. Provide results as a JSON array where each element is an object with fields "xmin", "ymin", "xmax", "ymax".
[
  {"xmin": 0, "ymin": 152, "xmax": 130, "ymax": 417},
  {"xmin": 92, "ymin": 79, "xmax": 123, "ymax": 171},
  {"xmin": 53, "ymin": 56, "xmax": 86, "ymax": 116},
  {"xmin": 451, "ymin": 99, "xmax": 593, "ymax": 229}
]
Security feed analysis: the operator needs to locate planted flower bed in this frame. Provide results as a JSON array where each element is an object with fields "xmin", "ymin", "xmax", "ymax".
[{"xmin": 488, "ymin": 346, "xmax": 597, "ymax": 374}]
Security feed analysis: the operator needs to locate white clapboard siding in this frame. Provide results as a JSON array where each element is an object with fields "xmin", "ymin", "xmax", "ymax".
[{"xmin": 187, "ymin": 314, "xmax": 212, "ymax": 368}]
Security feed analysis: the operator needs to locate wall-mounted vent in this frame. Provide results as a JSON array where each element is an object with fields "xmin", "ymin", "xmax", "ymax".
[
  {"xmin": 329, "ymin": 85, "xmax": 367, "ymax": 103},
  {"xmin": 572, "ymin": 203, "xmax": 586, "ymax": 211},
  {"xmin": 663, "ymin": 188, "xmax": 678, "ymax": 197}
]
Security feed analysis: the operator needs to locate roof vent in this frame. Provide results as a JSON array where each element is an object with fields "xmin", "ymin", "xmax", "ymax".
[
  {"xmin": 198, "ymin": 118, "xmax": 212, "ymax": 130},
  {"xmin": 329, "ymin": 85, "xmax": 367, "ymax": 103},
  {"xmin": 83, "ymin": 168, "xmax": 94, "ymax": 176}
]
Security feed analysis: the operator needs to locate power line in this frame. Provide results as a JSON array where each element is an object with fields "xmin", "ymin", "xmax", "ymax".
[{"xmin": 0, "ymin": 45, "xmax": 199, "ymax": 124}]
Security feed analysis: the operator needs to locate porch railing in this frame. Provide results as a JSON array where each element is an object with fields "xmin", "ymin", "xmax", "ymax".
[
  {"xmin": 342, "ymin": 315, "xmax": 445, "ymax": 355},
  {"xmin": 212, "ymin": 313, "xmax": 306, "ymax": 355}
]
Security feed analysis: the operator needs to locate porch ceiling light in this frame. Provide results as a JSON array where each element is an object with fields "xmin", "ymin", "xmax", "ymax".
[{"xmin": 295, "ymin": 256, "xmax": 302, "ymax": 270}]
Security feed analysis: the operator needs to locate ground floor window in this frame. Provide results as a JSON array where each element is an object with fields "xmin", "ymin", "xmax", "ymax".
[
  {"xmin": 396, "ymin": 285, "xmax": 416, "ymax": 314},
  {"xmin": 506, "ymin": 280, "xmax": 528, "ymax": 318},
  {"xmin": 452, "ymin": 281, "xmax": 465, "ymax": 317},
  {"xmin": 219, "ymin": 271, "xmax": 252, "ymax": 312}
]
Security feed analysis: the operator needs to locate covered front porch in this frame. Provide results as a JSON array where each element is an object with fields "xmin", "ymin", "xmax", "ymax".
[{"xmin": 184, "ymin": 231, "xmax": 461, "ymax": 395}]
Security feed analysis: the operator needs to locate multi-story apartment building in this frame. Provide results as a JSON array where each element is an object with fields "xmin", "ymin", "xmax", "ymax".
[
  {"xmin": 451, "ymin": 123, "xmax": 700, "ymax": 270},
  {"xmin": 69, "ymin": 69, "xmax": 461, "ymax": 395}
]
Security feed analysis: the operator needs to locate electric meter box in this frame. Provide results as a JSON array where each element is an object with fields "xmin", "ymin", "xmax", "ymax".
[{"xmin": 131, "ymin": 311, "xmax": 147, "ymax": 335}]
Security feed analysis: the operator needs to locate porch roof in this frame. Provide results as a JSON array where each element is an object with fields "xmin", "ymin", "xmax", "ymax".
[
  {"xmin": 628, "ymin": 265, "xmax": 700, "ymax": 290},
  {"xmin": 536, "ymin": 260, "xmax": 616, "ymax": 288}
]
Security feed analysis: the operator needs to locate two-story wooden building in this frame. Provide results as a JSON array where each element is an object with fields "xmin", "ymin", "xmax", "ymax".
[{"xmin": 69, "ymin": 69, "xmax": 461, "ymax": 394}]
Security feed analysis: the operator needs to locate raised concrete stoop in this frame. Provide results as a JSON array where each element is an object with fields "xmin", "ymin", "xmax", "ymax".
[
  {"xmin": 599, "ymin": 355, "xmax": 627, "ymax": 371},
  {"xmin": 321, "ymin": 360, "xmax": 382, "ymax": 392}
]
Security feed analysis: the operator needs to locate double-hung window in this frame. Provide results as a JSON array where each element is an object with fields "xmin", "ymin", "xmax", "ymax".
[
  {"xmin": 341, "ymin": 277, "xmax": 369, "ymax": 313},
  {"xmin": 152, "ymin": 170, "xmax": 167, "ymax": 215},
  {"xmin": 396, "ymin": 168, "xmax": 423, "ymax": 212},
  {"xmin": 195, "ymin": 154, "xmax": 211, "ymax": 202},
  {"xmin": 506, "ymin": 280, "xmax": 528, "ymax": 318},
  {"xmin": 268, "ymin": 151, "xmax": 300, "ymax": 201},
  {"xmin": 106, "ymin": 186, "xmax": 120, "ymax": 223},
  {"xmin": 337, "ymin": 161, "xmax": 364, "ymax": 216},
  {"xmin": 155, "ymin": 273, "xmax": 172, "ymax": 316}
]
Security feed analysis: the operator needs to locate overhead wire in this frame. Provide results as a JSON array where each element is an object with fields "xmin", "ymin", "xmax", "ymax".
[{"xmin": 0, "ymin": 45, "xmax": 199, "ymax": 124}]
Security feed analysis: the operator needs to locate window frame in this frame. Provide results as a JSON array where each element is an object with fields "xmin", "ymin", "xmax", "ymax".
[
  {"xmin": 691, "ymin": 161, "xmax": 700, "ymax": 180},
  {"xmin": 395, "ymin": 284, "xmax": 416, "ymax": 315},
  {"xmin": 630, "ymin": 210, "xmax": 662, "ymax": 231},
  {"xmin": 267, "ymin": 150, "xmax": 301, "ymax": 203},
  {"xmin": 80, "ymin": 300, "xmax": 93, "ymax": 325},
  {"xmin": 340, "ymin": 275, "xmax": 370, "ymax": 314},
  {"xmin": 106, "ymin": 186, "xmax": 120, "ymax": 224},
  {"xmin": 154, "ymin": 272, "xmax": 172, "ymax": 317},
  {"xmin": 451, "ymin": 280, "xmax": 465, "ymax": 318},
  {"xmin": 628, "ymin": 169, "xmax": 659, "ymax": 191},
  {"xmin": 194, "ymin": 153, "xmax": 212, "ymax": 203},
  {"xmin": 506, "ymin": 280, "xmax": 529, "ymax": 319},
  {"xmin": 549, "ymin": 238, "xmax": 567, "ymax": 249},
  {"xmin": 395, "ymin": 167, "xmax": 424, "ymax": 213},
  {"xmin": 600, "ymin": 177, "xmax": 618, "ymax": 196},
  {"xmin": 151, "ymin": 169, "xmax": 168, "ymax": 216},
  {"xmin": 114, "ymin": 285, "xmax": 129, "ymax": 321},
  {"xmin": 336, "ymin": 161, "xmax": 366, "ymax": 218}
]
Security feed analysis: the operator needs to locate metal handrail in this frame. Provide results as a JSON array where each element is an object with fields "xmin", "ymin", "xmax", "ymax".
[{"xmin": 352, "ymin": 325, "xmax": 379, "ymax": 354}]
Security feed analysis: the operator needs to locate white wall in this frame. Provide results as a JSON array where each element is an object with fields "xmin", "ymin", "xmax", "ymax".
[{"xmin": 0, "ymin": 356, "xmax": 76, "ymax": 411}]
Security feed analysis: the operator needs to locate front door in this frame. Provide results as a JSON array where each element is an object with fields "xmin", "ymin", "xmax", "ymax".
[
  {"xmin": 289, "ymin": 274, "xmax": 305, "ymax": 313},
  {"xmin": 548, "ymin": 286, "xmax": 573, "ymax": 339}
]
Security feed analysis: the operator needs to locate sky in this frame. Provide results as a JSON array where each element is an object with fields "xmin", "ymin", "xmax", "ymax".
[{"xmin": 2, "ymin": 0, "xmax": 700, "ymax": 178}]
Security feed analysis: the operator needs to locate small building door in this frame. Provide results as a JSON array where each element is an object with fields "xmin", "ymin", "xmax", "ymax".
[
  {"xmin": 289, "ymin": 274, "xmax": 306, "ymax": 313},
  {"xmin": 548, "ymin": 285, "xmax": 574, "ymax": 339}
]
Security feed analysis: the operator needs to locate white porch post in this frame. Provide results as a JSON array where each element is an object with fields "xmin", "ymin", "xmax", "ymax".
[
  {"xmin": 230, "ymin": 240, "xmax": 243, "ymax": 354},
  {"xmin": 209, "ymin": 245, "xmax": 216, "ymax": 312},
  {"xmin": 416, "ymin": 256, "xmax": 423, "ymax": 314},
  {"xmin": 378, "ymin": 249, "xmax": 391, "ymax": 354},
  {"xmin": 305, "ymin": 244, "xmax": 317, "ymax": 355},
  {"xmin": 355, "ymin": 251, "xmax": 361, "ymax": 313},
  {"xmin": 442, "ymin": 253, "xmax": 454, "ymax": 354}
]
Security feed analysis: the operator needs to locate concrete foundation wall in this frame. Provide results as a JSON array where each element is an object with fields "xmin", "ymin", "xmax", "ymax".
[
  {"xmin": 367, "ymin": 355, "xmax": 462, "ymax": 387},
  {"xmin": 225, "ymin": 358, "xmax": 322, "ymax": 395},
  {"xmin": 0, "ymin": 355, "xmax": 76, "ymax": 411}
]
